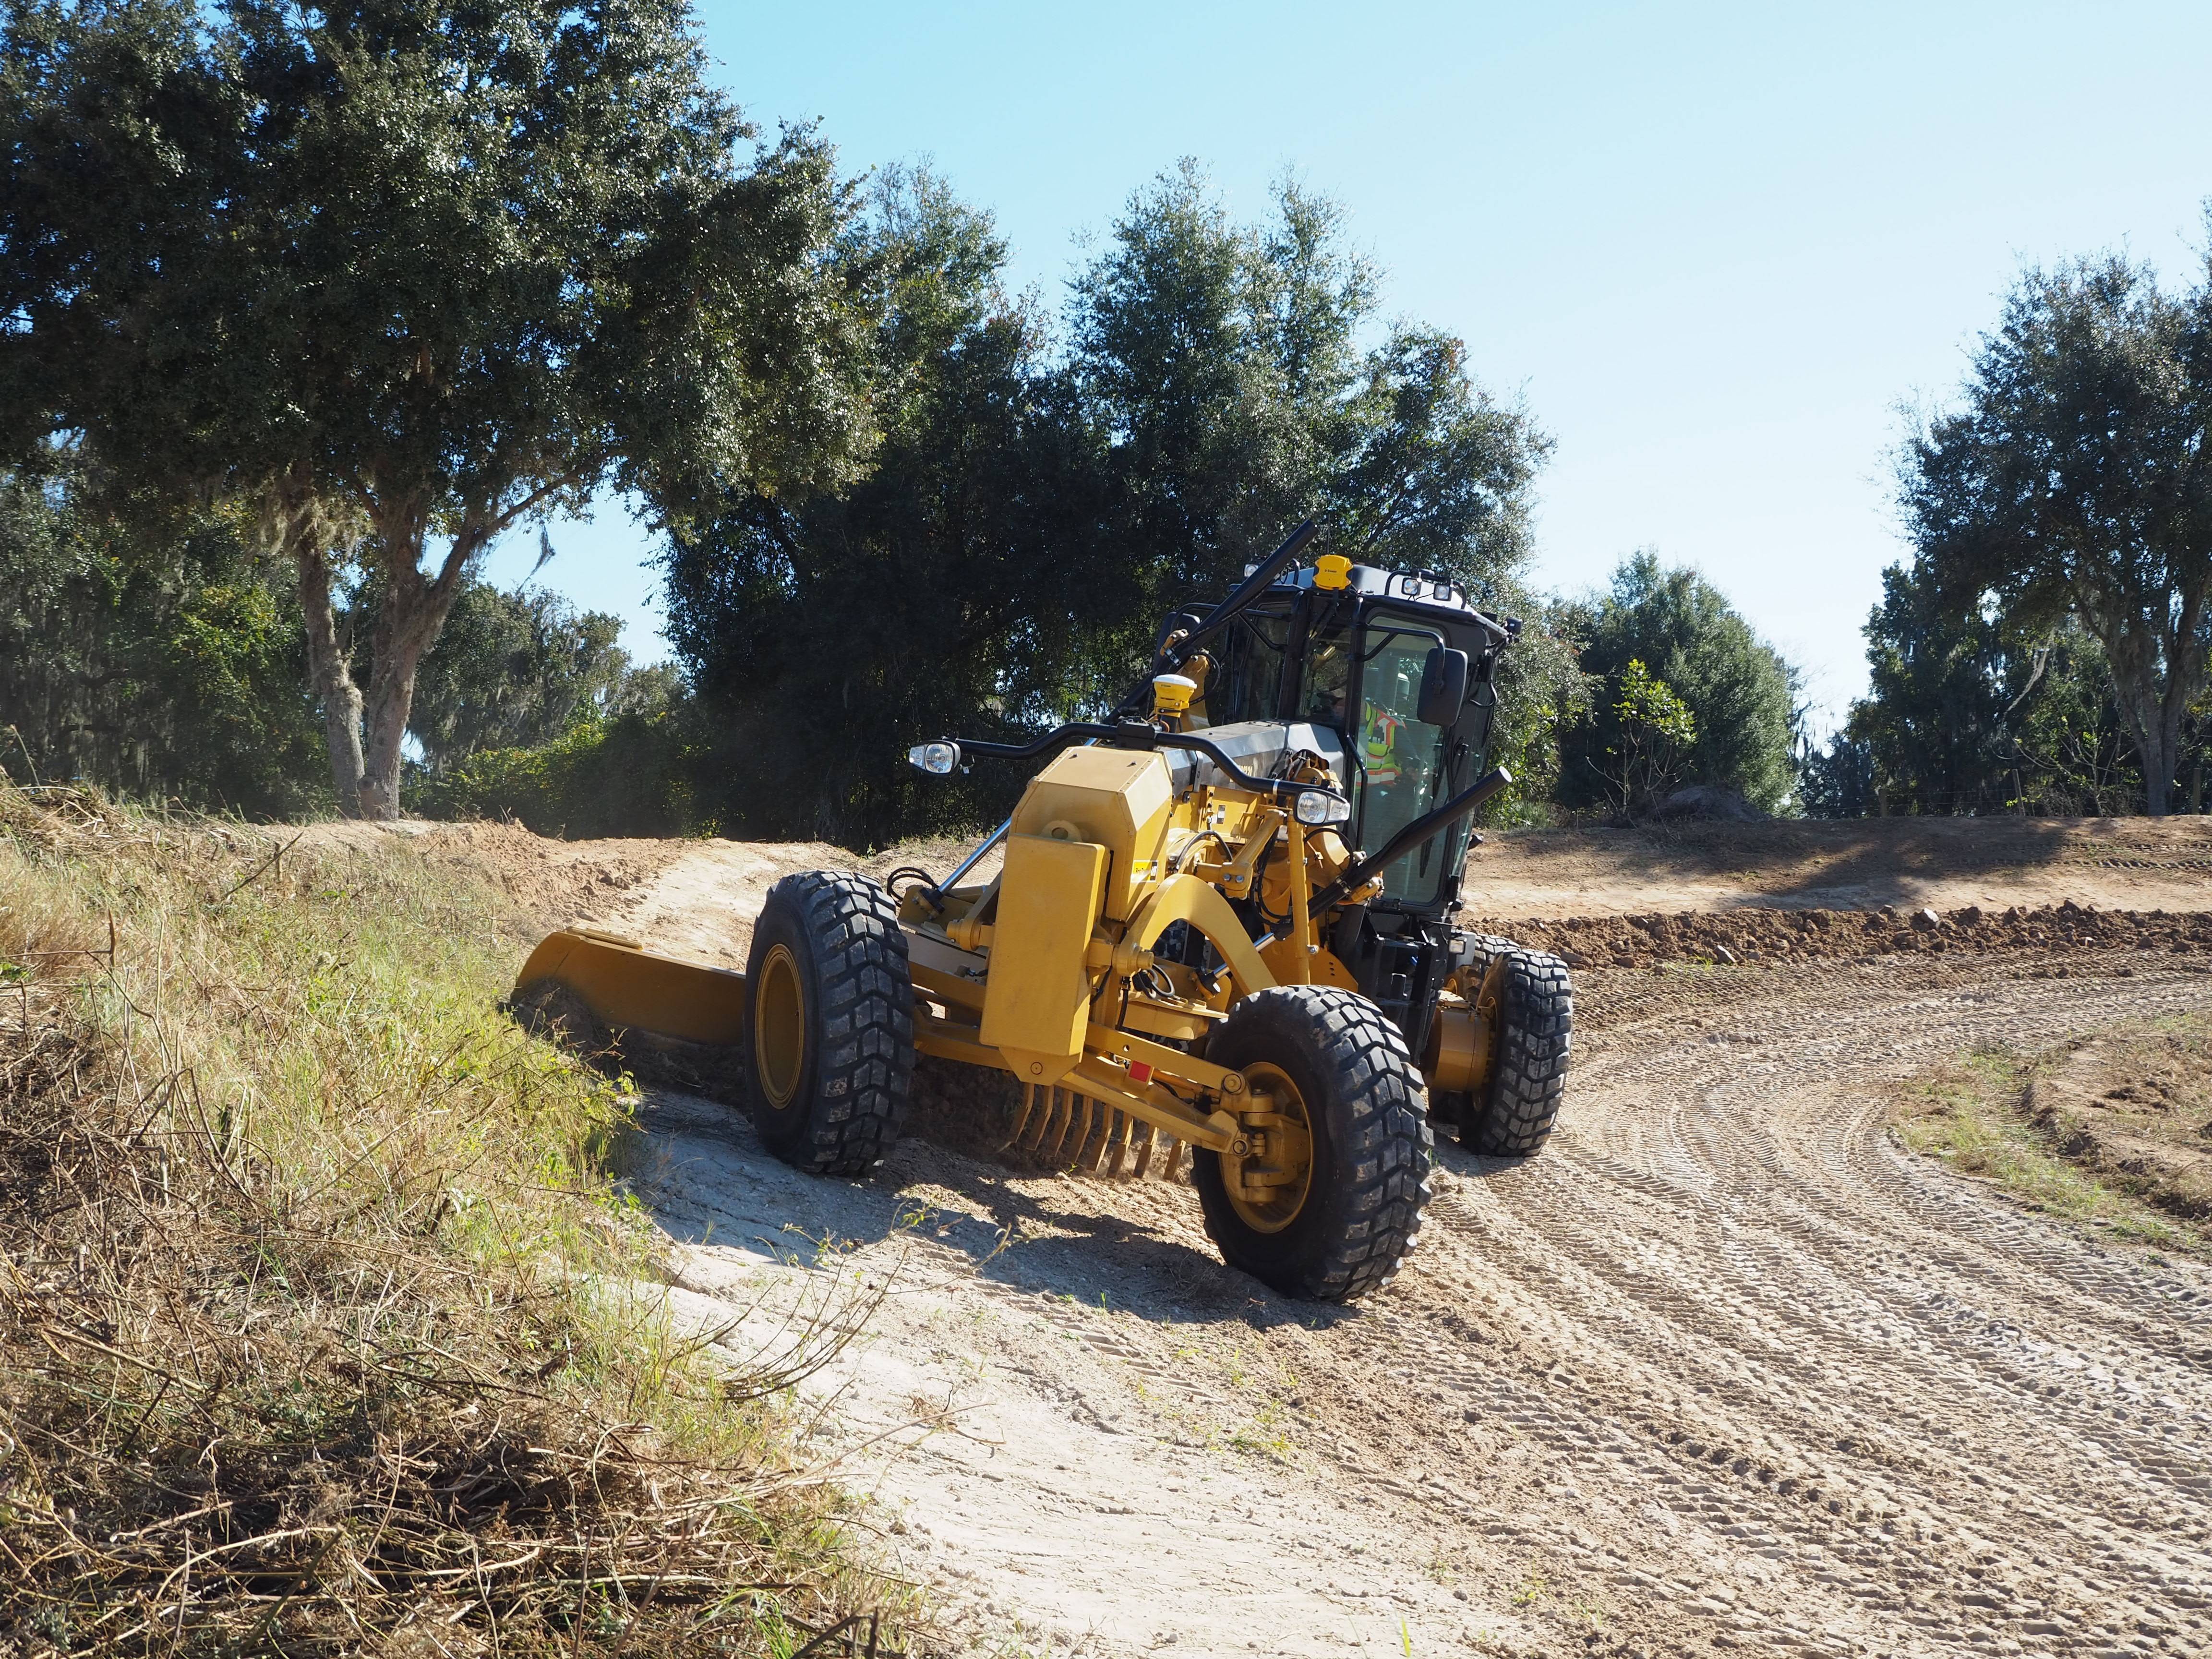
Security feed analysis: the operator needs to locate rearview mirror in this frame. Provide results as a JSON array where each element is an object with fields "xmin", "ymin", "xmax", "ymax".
[{"xmin": 1418, "ymin": 647, "xmax": 1469, "ymax": 726}]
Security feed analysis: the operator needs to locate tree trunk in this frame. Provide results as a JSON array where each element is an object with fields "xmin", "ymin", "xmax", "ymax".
[
  {"xmin": 356, "ymin": 595, "xmax": 460, "ymax": 819},
  {"xmin": 2081, "ymin": 594, "xmax": 2207, "ymax": 819},
  {"xmin": 294, "ymin": 473, "xmax": 570, "ymax": 820},
  {"xmin": 2141, "ymin": 731, "xmax": 2172, "ymax": 817},
  {"xmin": 298, "ymin": 546, "xmax": 367, "ymax": 817},
  {"xmin": 355, "ymin": 546, "xmax": 473, "ymax": 821}
]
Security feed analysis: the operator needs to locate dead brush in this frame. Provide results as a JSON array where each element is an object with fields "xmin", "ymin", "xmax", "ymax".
[{"xmin": 0, "ymin": 781, "xmax": 914, "ymax": 1657}]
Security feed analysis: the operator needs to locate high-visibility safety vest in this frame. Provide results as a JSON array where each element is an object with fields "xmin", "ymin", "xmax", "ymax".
[{"xmin": 1362, "ymin": 706, "xmax": 1405, "ymax": 785}]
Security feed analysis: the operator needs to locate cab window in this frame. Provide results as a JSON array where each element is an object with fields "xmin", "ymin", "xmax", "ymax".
[
  {"xmin": 1353, "ymin": 619, "xmax": 1456, "ymax": 904},
  {"xmin": 1196, "ymin": 610, "xmax": 1293, "ymax": 728}
]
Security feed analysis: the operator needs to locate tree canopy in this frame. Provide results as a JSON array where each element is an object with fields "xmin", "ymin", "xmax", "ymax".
[
  {"xmin": 1826, "ymin": 557, "xmax": 2149, "ymax": 817},
  {"xmin": 0, "ymin": 460, "xmax": 325, "ymax": 814},
  {"xmin": 1071, "ymin": 161, "xmax": 1547, "ymax": 616},
  {"xmin": 0, "ymin": 0, "xmax": 871, "ymax": 817},
  {"xmin": 658, "ymin": 163, "xmax": 1566, "ymax": 843},
  {"xmin": 408, "ymin": 580, "xmax": 676, "ymax": 776},
  {"xmin": 1898, "ymin": 242, "xmax": 2212, "ymax": 815},
  {"xmin": 1558, "ymin": 553, "xmax": 1799, "ymax": 816}
]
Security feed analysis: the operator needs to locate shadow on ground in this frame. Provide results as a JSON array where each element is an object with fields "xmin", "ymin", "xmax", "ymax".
[{"xmin": 633, "ymin": 1086, "xmax": 1368, "ymax": 1336}]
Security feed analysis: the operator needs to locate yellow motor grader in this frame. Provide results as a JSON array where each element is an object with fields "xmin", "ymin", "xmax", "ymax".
[{"xmin": 516, "ymin": 524, "xmax": 1572, "ymax": 1301}]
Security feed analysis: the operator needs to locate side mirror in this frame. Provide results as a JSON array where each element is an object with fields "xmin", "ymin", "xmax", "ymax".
[{"xmin": 1418, "ymin": 647, "xmax": 1469, "ymax": 726}]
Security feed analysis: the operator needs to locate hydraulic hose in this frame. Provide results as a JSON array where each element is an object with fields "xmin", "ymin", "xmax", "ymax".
[{"xmin": 947, "ymin": 723, "xmax": 1345, "ymax": 809}]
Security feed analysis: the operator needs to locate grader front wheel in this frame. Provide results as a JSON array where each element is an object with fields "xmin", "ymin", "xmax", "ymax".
[
  {"xmin": 743, "ymin": 872, "xmax": 916, "ymax": 1176},
  {"xmin": 1192, "ymin": 986, "xmax": 1434, "ymax": 1303}
]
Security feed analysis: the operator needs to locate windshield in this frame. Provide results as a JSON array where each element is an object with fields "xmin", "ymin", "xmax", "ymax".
[{"xmin": 1353, "ymin": 618, "xmax": 1456, "ymax": 905}]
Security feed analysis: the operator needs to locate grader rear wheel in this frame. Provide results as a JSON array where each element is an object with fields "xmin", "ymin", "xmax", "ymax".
[
  {"xmin": 743, "ymin": 872, "xmax": 915, "ymax": 1175},
  {"xmin": 1461, "ymin": 946, "xmax": 1573, "ymax": 1157},
  {"xmin": 1192, "ymin": 986, "xmax": 1433, "ymax": 1303}
]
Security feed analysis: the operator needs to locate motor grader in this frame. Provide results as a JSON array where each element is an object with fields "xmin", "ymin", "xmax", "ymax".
[{"xmin": 515, "ymin": 523, "xmax": 1572, "ymax": 1302}]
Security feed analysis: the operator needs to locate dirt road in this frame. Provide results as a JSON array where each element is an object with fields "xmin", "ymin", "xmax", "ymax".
[{"xmin": 561, "ymin": 827, "xmax": 2212, "ymax": 1656}]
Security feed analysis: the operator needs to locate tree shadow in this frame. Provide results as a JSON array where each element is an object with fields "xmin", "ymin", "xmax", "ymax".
[
  {"xmin": 1479, "ymin": 816, "xmax": 2086, "ymax": 915},
  {"xmin": 631, "ymin": 1085, "xmax": 1365, "ymax": 1335}
]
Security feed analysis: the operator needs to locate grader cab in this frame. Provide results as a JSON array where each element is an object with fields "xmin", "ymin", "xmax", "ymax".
[{"xmin": 515, "ymin": 523, "xmax": 1572, "ymax": 1302}]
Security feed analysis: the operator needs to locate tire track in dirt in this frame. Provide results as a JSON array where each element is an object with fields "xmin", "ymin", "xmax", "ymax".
[
  {"xmin": 1290, "ymin": 960, "xmax": 2212, "ymax": 1654},
  {"xmin": 613, "ymin": 876, "xmax": 2212, "ymax": 1654}
]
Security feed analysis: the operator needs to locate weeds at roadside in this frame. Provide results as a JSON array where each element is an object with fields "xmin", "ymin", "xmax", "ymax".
[
  {"xmin": 1225, "ymin": 1398, "xmax": 1296, "ymax": 1462},
  {"xmin": 1892, "ymin": 1041, "xmax": 2209, "ymax": 1257},
  {"xmin": 1508, "ymin": 1573, "xmax": 1550, "ymax": 1608},
  {"xmin": 0, "ymin": 781, "xmax": 914, "ymax": 1654}
]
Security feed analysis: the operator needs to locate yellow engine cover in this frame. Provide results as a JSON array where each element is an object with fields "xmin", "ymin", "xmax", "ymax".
[
  {"xmin": 980, "ymin": 833, "xmax": 1109, "ymax": 1084},
  {"xmin": 1009, "ymin": 745, "xmax": 1173, "ymax": 922}
]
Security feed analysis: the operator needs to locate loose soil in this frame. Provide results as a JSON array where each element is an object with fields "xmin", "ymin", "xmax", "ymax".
[
  {"xmin": 1470, "ymin": 813, "xmax": 2212, "ymax": 916},
  {"xmin": 453, "ymin": 817, "xmax": 2212, "ymax": 1654}
]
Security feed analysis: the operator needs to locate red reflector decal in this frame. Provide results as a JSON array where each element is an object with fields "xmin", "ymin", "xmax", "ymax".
[{"xmin": 1128, "ymin": 1061, "xmax": 1154, "ymax": 1084}]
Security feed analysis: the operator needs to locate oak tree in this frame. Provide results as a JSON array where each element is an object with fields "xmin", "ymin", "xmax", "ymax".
[
  {"xmin": 1900, "ymin": 245, "xmax": 2212, "ymax": 815},
  {"xmin": 1, "ymin": 0, "xmax": 868, "ymax": 816}
]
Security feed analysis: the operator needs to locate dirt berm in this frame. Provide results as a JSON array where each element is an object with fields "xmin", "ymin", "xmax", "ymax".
[{"xmin": 325, "ymin": 815, "xmax": 2212, "ymax": 1657}]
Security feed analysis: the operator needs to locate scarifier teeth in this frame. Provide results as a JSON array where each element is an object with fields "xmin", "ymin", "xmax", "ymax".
[
  {"xmin": 1001, "ymin": 1083, "xmax": 1190, "ymax": 1183},
  {"xmin": 1091, "ymin": 1103, "xmax": 1117, "ymax": 1173},
  {"xmin": 1039, "ymin": 1088, "xmax": 1074, "ymax": 1156},
  {"xmin": 1105, "ymin": 1110, "xmax": 1134, "ymax": 1178},
  {"xmin": 1007, "ymin": 1083, "xmax": 1041, "ymax": 1149},
  {"xmin": 1069, "ymin": 1096, "xmax": 1099, "ymax": 1167}
]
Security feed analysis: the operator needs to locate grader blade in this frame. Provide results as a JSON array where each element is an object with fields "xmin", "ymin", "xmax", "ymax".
[{"xmin": 512, "ymin": 927, "xmax": 746, "ymax": 1045}]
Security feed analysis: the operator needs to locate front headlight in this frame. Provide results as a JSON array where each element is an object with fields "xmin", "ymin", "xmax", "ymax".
[
  {"xmin": 1293, "ymin": 789, "xmax": 1350, "ymax": 826},
  {"xmin": 907, "ymin": 741, "xmax": 959, "ymax": 776}
]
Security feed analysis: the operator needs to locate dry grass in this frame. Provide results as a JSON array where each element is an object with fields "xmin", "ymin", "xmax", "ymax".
[{"xmin": 0, "ymin": 782, "xmax": 914, "ymax": 1657}]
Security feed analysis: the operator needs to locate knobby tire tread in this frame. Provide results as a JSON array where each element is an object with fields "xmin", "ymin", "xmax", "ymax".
[
  {"xmin": 1466, "ymin": 946, "xmax": 1573, "ymax": 1157},
  {"xmin": 749, "ymin": 871, "xmax": 915, "ymax": 1176},
  {"xmin": 1197, "ymin": 985, "xmax": 1434, "ymax": 1303}
]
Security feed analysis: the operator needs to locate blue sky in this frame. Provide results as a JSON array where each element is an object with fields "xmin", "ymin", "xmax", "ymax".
[{"xmin": 483, "ymin": 0, "xmax": 2212, "ymax": 729}]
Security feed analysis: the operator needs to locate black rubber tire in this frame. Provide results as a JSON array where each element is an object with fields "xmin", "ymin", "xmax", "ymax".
[
  {"xmin": 743, "ymin": 871, "xmax": 915, "ymax": 1175},
  {"xmin": 1192, "ymin": 986, "xmax": 1433, "ymax": 1303},
  {"xmin": 1426, "ymin": 935, "xmax": 1522, "ymax": 1131},
  {"xmin": 1463, "ymin": 945, "xmax": 1573, "ymax": 1157}
]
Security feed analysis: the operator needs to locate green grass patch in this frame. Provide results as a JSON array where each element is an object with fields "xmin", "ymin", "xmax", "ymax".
[{"xmin": 1893, "ymin": 1045, "xmax": 2206, "ymax": 1255}]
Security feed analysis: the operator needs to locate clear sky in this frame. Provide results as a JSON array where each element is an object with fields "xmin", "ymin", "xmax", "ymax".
[{"xmin": 483, "ymin": 0, "xmax": 2212, "ymax": 730}]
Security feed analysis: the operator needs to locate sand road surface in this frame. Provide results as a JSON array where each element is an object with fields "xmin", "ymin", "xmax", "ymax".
[{"xmin": 506, "ymin": 825, "xmax": 2212, "ymax": 1658}]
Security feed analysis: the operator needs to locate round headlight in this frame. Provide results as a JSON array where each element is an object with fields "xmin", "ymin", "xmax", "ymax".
[{"xmin": 907, "ymin": 741, "xmax": 959, "ymax": 776}]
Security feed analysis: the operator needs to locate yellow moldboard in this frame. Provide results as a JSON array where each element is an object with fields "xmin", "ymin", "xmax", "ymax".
[{"xmin": 513, "ymin": 929, "xmax": 746, "ymax": 1045}]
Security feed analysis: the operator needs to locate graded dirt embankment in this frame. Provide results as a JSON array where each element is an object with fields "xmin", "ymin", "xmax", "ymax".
[
  {"xmin": 325, "ymin": 815, "xmax": 2212, "ymax": 1657},
  {"xmin": 1467, "ymin": 813, "xmax": 2212, "ymax": 917}
]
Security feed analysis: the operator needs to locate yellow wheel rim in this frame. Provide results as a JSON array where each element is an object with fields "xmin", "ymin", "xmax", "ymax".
[
  {"xmin": 755, "ymin": 943, "xmax": 806, "ymax": 1110},
  {"xmin": 1223, "ymin": 1062, "xmax": 1315, "ymax": 1234}
]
